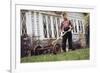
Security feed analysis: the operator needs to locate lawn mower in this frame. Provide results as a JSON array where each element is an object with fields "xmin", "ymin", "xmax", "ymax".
[{"xmin": 34, "ymin": 28, "xmax": 72, "ymax": 55}]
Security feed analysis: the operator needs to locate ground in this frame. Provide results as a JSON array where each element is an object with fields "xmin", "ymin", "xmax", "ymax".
[{"xmin": 21, "ymin": 48, "xmax": 89, "ymax": 63}]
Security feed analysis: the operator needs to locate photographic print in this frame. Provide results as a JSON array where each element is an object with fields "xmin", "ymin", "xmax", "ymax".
[
  {"xmin": 20, "ymin": 9, "xmax": 90, "ymax": 63},
  {"xmin": 11, "ymin": 1, "xmax": 95, "ymax": 72}
]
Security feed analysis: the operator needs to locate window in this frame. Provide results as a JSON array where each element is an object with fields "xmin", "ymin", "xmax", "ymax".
[
  {"xmin": 70, "ymin": 19, "xmax": 75, "ymax": 33},
  {"xmin": 80, "ymin": 21, "xmax": 83, "ymax": 33},
  {"xmin": 42, "ymin": 15, "xmax": 47, "ymax": 38},
  {"xmin": 48, "ymin": 16, "xmax": 52, "ymax": 38},
  {"xmin": 31, "ymin": 11, "xmax": 35, "ymax": 36},
  {"xmin": 36, "ymin": 12, "xmax": 40, "ymax": 41},
  {"xmin": 78, "ymin": 20, "xmax": 81, "ymax": 31},
  {"xmin": 53, "ymin": 17, "xmax": 57, "ymax": 38},
  {"xmin": 21, "ymin": 11, "xmax": 27, "ymax": 35},
  {"xmin": 74, "ymin": 19, "xmax": 77, "ymax": 33},
  {"xmin": 57, "ymin": 17, "xmax": 60, "ymax": 37},
  {"xmin": 78, "ymin": 20, "xmax": 83, "ymax": 33},
  {"xmin": 42, "ymin": 14, "xmax": 61, "ymax": 38}
]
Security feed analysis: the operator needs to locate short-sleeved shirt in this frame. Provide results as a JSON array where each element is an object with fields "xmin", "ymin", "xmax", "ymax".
[{"xmin": 61, "ymin": 20, "xmax": 72, "ymax": 31}]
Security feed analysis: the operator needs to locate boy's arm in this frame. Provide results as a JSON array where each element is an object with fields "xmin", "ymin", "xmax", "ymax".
[
  {"xmin": 69, "ymin": 20, "xmax": 74, "ymax": 30},
  {"xmin": 61, "ymin": 21, "xmax": 64, "ymax": 32},
  {"xmin": 60, "ymin": 21, "xmax": 64, "ymax": 36}
]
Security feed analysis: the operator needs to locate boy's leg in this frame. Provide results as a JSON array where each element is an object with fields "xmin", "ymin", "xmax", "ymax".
[
  {"xmin": 62, "ymin": 33, "xmax": 67, "ymax": 52},
  {"xmin": 68, "ymin": 32, "xmax": 73, "ymax": 50}
]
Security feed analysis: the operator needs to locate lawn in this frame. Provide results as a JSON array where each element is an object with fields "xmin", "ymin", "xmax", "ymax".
[{"xmin": 21, "ymin": 48, "xmax": 89, "ymax": 63}]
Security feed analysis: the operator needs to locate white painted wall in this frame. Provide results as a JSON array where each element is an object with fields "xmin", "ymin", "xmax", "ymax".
[
  {"xmin": 26, "ymin": 11, "xmax": 33, "ymax": 37},
  {"xmin": 25, "ymin": 11, "xmax": 86, "ymax": 41}
]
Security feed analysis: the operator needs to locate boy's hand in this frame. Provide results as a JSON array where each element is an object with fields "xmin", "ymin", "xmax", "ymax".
[{"xmin": 61, "ymin": 32, "xmax": 63, "ymax": 36}]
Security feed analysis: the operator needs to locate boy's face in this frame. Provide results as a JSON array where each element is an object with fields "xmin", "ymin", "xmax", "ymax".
[{"xmin": 64, "ymin": 17, "xmax": 67, "ymax": 21}]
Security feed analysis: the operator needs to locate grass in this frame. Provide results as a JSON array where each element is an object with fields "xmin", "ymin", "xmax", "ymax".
[{"xmin": 21, "ymin": 48, "xmax": 89, "ymax": 63}]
